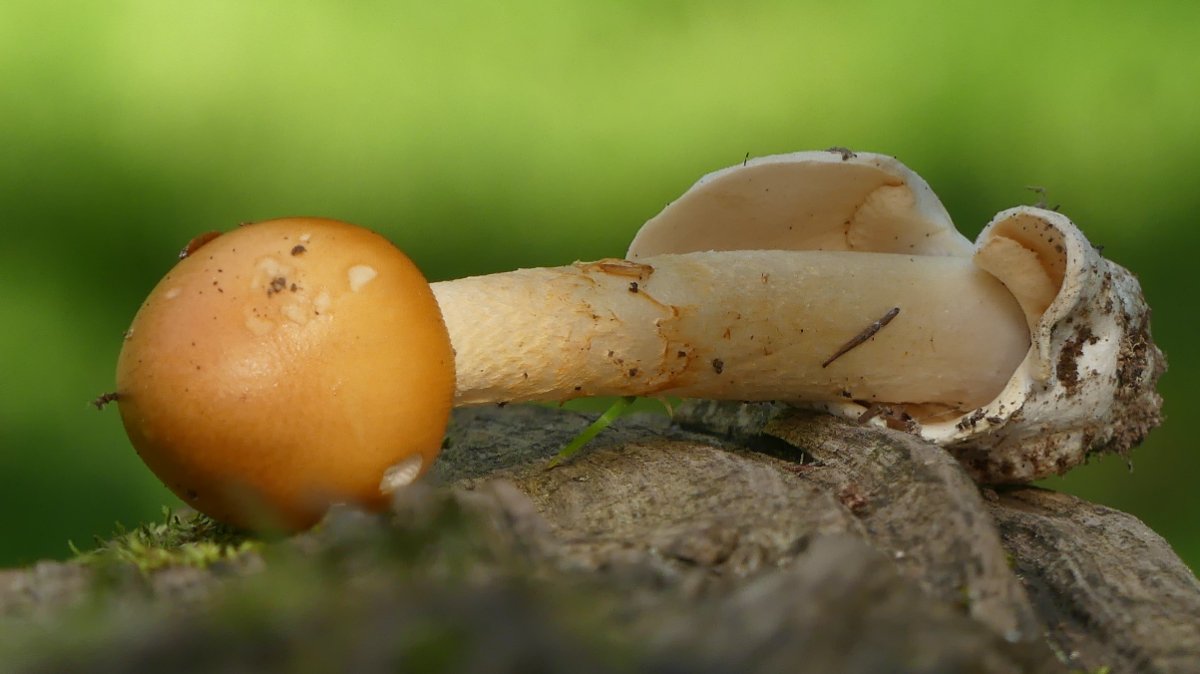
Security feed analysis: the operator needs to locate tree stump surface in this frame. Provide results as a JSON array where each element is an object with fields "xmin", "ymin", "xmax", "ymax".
[{"xmin": 2, "ymin": 404, "xmax": 1197, "ymax": 673}]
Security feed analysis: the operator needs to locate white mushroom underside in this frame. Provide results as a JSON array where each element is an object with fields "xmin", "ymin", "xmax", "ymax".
[{"xmin": 432, "ymin": 250, "xmax": 1029, "ymax": 411}]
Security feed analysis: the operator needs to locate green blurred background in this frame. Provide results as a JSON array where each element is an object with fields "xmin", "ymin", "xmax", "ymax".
[{"xmin": 1, "ymin": 2, "xmax": 1195, "ymax": 571}]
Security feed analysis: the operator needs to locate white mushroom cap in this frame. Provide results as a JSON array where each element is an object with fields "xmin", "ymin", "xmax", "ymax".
[
  {"xmin": 628, "ymin": 150, "xmax": 973, "ymax": 259},
  {"xmin": 626, "ymin": 151, "xmax": 1164, "ymax": 483}
]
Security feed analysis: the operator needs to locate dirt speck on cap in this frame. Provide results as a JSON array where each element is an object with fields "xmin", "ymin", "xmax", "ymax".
[
  {"xmin": 267, "ymin": 277, "xmax": 288, "ymax": 297},
  {"xmin": 1056, "ymin": 326, "xmax": 1096, "ymax": 397}
]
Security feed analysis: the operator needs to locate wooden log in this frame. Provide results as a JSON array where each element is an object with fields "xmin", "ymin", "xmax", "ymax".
[{"xmin": 1, "ymin": 405, "xmax": 1196, "ymax": 673}]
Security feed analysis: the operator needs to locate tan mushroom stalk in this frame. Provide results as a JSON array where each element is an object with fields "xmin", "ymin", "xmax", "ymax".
[{"xmin": 433, "ymin": 251, "xmax": 1029, "ymax": 411}]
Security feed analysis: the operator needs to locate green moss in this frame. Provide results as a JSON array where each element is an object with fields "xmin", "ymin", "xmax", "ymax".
[
  {"xmin": 7, "ymin": 490, "xmax": 644, "ymax": 672},
  {"xmin": 69, "ymin": 506, "xmax": 259, "ymax": 574}
]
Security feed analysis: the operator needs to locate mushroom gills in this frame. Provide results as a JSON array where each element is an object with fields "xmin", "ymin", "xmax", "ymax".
[{"xmin": 433, "ymin": 249, "xmax": 1029, "ymax": 411}]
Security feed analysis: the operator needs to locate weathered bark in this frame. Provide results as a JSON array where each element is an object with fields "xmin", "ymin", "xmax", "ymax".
[
  {"xmin": 2, "ymin": 404, "xmax": 1197, "ymax": 673},
  {"xmin": 988, "ymin": 489, "xmax": 1200, "ymax": 672}
]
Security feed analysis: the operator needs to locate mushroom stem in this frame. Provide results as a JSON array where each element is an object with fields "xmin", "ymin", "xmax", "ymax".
[{"xmin": 431, "ymin": 249, "xmax": 1030, "ymax": 411}]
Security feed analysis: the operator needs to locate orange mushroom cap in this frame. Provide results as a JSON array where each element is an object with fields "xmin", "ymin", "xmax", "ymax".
[{"xmin": 116, "ymin": 218, "xmax": 455, "ymax": 531}]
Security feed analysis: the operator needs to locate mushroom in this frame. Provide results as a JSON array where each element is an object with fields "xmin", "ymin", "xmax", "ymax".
[
  {"xmin": 616, "ymin": 152, "xmax": 1165, "ymax": 481},
  {"xmin": 116, "ymin": 218, "xmax": 455, "ymax": 530},
  {"xmin": 114, "ymin": 151, "xmax": 1163, "ymax": 530},
  {"xmin": 431, "ymin": 151, "xmax": 1162, "ymax": 481},
  {"xmin": 441, "ymin": 153, "xmax": 1161, "ymax": 477}
]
